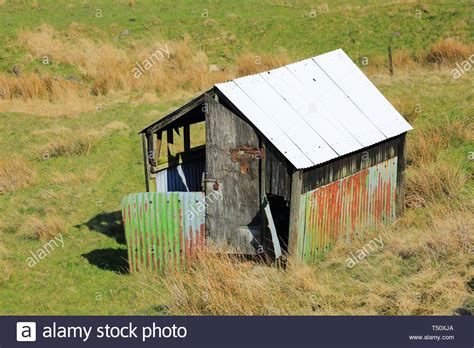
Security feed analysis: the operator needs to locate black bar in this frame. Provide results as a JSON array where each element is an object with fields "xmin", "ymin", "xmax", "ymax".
[{"xmin": 4, "ymin": 316, "xmax": 473, "ymax": 348}]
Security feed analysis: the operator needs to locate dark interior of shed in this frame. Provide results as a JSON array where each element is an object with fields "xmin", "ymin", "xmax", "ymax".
[{"xmin": 266, "ymin": 194, "xmax": 290, "ymax": 252}]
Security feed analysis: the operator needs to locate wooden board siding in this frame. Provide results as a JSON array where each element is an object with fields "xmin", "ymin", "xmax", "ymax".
[
  {"xmin": 302, "ymin": 135, "xmax": 403, "ymax": 193},
  {"xmin": 264, "ymin": 140, "xmax": 292, "ymax": 201},
  {"xmin": 204, "ymin": 95, "xmax": 262, "ymax": 254},
  {"xmin": 217, "ymin": 88, "xmax": 294, "ymax": 201}
]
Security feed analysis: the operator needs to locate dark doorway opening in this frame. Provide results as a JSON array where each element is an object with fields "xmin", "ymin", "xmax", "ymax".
[{"xmin": 266, "ymin": 194, "xmax": 290, "ymax": 252}]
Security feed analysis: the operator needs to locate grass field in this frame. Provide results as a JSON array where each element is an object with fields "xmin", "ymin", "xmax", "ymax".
[{"xmin": 0, "ymin": 0, "xmax": 472, "ymax": 315}]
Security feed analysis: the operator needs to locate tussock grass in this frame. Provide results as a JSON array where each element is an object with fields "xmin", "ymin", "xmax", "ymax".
[
  {"xmin": 391, "ymin": 97, "xmax": 421, "ymax": 124},
  {"xmin": 364, "ymin": 38, "xmax": 473, "ymax": 75},
  {"xmin": 0, "ymin": 73, "xmax": 84, "ymax": 99},
  {"xmin": 0, "ymin": 156, "xmax": 37, "ymax": 194},
  {"xmin": 132, "ymin": 204, "xmax": 473, "ymax": 315},
  {"xmin": 104, "ymin": 121, "xmax": 129, "ymax": 132},
  {"xmin": 406, "ymin": 161, "xmax": 467, "ymax": 208},
  {"xmin": 16, "ymin": 25, "xmax": 231, "ymax": 96},
  {"xmin": 407, "ymin": 119, "xmax": 472, "ymax": 164},
  {"xmin": 423, "ymin": 38, "xmax": 474, "ymax": 65},
  {"xmin": 35, "ymin": 123, "xmax": 128, "ymax": 160},
  {"xmin": 0, "ymin": 24, "xmax": 235, "ymax": 116},
  {"xmin": 50, "ymin": 168, "xmax": 100, "ymax": 185},
  {"xmin": 405, "ymin": 119, "xmax": 470, "ymax": 209},
  {"xmin": 3, "ymin": 27, "xmax": 471, "ymax": 117},
  {"xmin": 38, "ymin": 128, "xmax": 102, "ymax": 159},
  {"xmin": 236, "ymin": 50, "xmax": 291, "ymax": 76},
  {"xmin": 135, "ymin": 251, "xmax": 321, "ymax": 315},
  {"xmin": 20, "ymin": 214, "xmax": 66, "ymax": 240}
]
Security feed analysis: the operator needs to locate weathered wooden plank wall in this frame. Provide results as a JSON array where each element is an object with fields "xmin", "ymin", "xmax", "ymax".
[
  {"xmin": 205, "ymin": 95, "xmax": 262, "ymax": 254},
  {"xmin": 264, "ymin": 140, "xmax": 293, "ymax": 201}
]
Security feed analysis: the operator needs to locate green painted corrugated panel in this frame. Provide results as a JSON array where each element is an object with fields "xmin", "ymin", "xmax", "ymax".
[
  {"xmin": 121, "ymin": 192, "xmax": 205, "ymax": 272},
  {"xmin": 298, "ymin": 158, "xmax": 398, "ymax": 263}
]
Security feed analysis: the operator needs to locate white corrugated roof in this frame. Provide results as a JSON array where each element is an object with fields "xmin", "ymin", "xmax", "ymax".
[{"xmin": 216, "ymin": 49, "xmax": 412, "ymax": 169}]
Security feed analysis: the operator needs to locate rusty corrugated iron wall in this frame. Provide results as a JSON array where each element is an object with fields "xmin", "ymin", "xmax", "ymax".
[
  {"xmin": 121, "ymin": 192, "xmax": 205, "ymax": 272},
  {"xmin": 297, "ymin": 157, "xmax": 398, "ymax": 262}
]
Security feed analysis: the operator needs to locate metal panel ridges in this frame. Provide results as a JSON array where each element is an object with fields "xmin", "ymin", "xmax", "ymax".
[
  {"xmin": 121, "ymin": 192, "xmax": 205, "ymax": 272},
  {"xmin": 297, "ymin": 157, "xmax": 398, "ymax": 262},
  {"xmin": 216, "ymin": 49, "xmax": 412, "ymax": 169}
]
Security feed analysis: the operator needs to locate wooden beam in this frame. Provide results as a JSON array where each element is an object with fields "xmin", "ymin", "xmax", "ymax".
[
  {"xmin": 166, "ymin": 128, "xmax": 174, "ymax": 159},
  {"xmin": 146, "ymin": 132, "xmax": 156, "ymax": 166},
  {"xmin": 183, "ymin": 124, "xmax": 190, "ymax": 151},
  {"xmin": 288, "ymin": 169, "xmax": 303, "ymax": 256},
  {"xmin": 141, "ymin": 133, "xmax": 150, "ymax": 192},
  {"xmin": 259, "ymin": 143, "xmax": 267, "ymax": 252},
  {"xmin": 141, "ymin": 88, "xmax": 214, "ymax": 134},
  {"xmin": 145, "ymin": 94, "xmax": 205, "ymax": 134},
  {"xmin": 396, "ymin": 133, "xmax": 407, "ymax": 216},
  {"xmin": 155, "ymin": 131, "xmax": 162, "ymax": 159}
]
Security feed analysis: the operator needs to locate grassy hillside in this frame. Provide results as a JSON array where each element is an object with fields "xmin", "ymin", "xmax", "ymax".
[{"xmin": 0, "ymin": 0, "xmax": 472, "ymax": 315}]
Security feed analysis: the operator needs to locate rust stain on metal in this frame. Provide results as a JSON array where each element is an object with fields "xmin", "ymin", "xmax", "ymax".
[
  {"xmin": 297, "ymin": 158, "xmax": 398, "ymax": 262},
  {"xmin": 121, "ymin": 192, "xmax": 206, "ymax": 272},
  {"xmin": 231, "ymin": 146, "xmax": 263, "ymax": 174},
  {"xmin": 231, "ymin": 146, "xmax": 264, "ymax": 161}
]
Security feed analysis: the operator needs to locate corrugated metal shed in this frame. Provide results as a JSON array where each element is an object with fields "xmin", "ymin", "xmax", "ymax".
[{"xmin": 216, "ymin": 49, "xmax": 412, "ymax": 169}]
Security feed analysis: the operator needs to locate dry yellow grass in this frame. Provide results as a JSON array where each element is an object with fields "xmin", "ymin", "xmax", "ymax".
[
  {"xmin": 364, "ymin": 49, "xmax": 419, "ymax": 75},
  {"xmin": 393, "ymin": 49, "xmax": 418, "ymax": 70},
  {"xmin": 236, "ymin": 50, "xmax": 291, "ymax": 76},
  {"xmin": 0, "ymin": 95, "xmax": 97, "ymax": 117},
  {"xmin": 131, "ymin": 204, "xmax": 473, "ymax": 315},
  {"xmin": 406, "ymin": 119, "xmax": 472, "ymax": 164},
  {"xmin": 104, "ymin": 121, "xmax": 129, "ymax": 132},
  {"xmin": 20, "ymin": 214, "xmax": 66, "ymax": 240},
  {"xmin": 0, "ymin": 155, "xmax": 37, "ymax": 194},
  {"xmin": 38, "ymin": 128, "xmax": 102, "ymax": 159},
  {"xmin": 5, "ymin": 26, "xmax": 471, "ymax": 117},
  {"xmin": 17, "ymin": 25, "xmax": 231, "ymax": 96},
  {"xmin": 391, "ymin": 97, "xmax": 422, "ymax": 124},
  {"xmin": 135, "ymin": 250, "xmax": 321, "ymax": 315},
  {"xmin": 0, "ymin": 24, "xmax": 235, "ymax": 116},
  {"xmin": 50, "ymin": 168, "xmax": 100, "ymax": 185},
  {"xmin": 363, "ymin": 39, "xmax": 473, "ymax": 75},
  {"xmin": 0, "ymin": 73, "xmax": 85, "ymax": 100},
  {"xmin": 405, "ymin": 160, "xmax": 468, "ymax": 208},
  {"xmin": 423, "ymin": 38, "xmax": 474, "ymax": 65}
]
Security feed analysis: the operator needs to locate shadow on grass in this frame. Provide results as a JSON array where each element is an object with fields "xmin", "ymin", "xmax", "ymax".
[
  {"xmin": 76, "ymin": 211, "xmax": 125, "ymax": 244},
  {"xmin": 78, "ymin": 211, "xmax": 129, "ymax": 274},
  {"xmin": 82, "ymin": 248, "xmax": 129, "ymax": 274}
]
